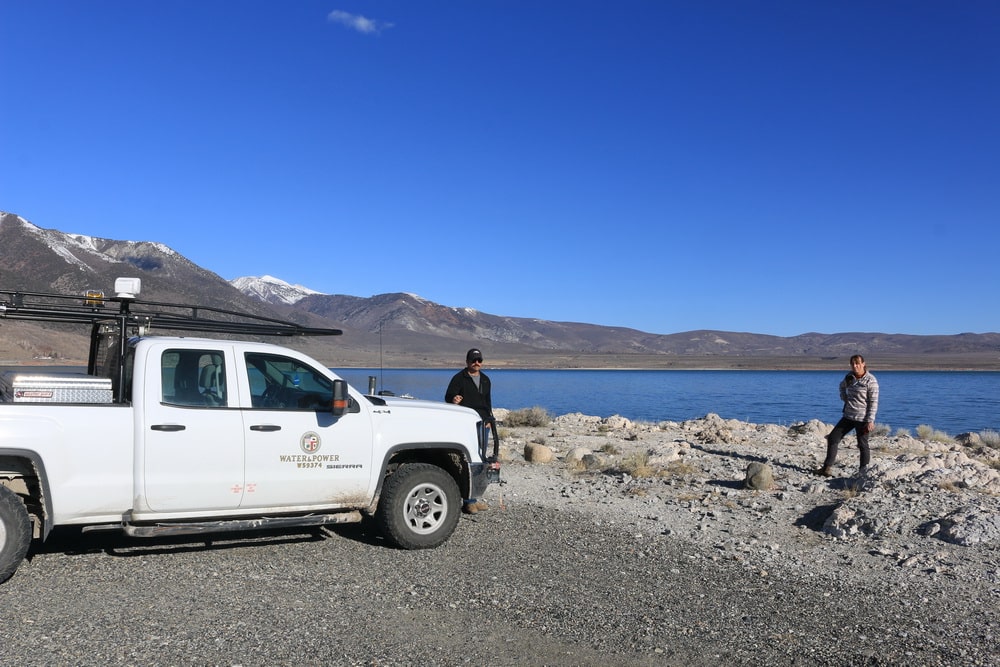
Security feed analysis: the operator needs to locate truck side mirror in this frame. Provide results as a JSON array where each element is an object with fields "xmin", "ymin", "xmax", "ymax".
[{"xmin": 332, "ymin": 379, "xmax": 349, "ymax": 416}]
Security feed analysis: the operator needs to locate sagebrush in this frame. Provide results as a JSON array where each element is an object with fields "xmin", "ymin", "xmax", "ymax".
[
  {"xmin": 504, "ymin": 406, "xmax": 552, "ymax": 427},
  {"xmin": 916, "ymin": 424, "xmax": 954, "ymax": 443}
]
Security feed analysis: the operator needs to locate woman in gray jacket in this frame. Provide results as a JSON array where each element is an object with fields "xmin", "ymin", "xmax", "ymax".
[{"xmin": 816, "ymin": 354, "xmax": 879, "ymax": 477}]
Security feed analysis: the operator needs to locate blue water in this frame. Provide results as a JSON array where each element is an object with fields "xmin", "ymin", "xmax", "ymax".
[{"xmin": 333, "ymin": 368, "xmax": 1000, "ymax": 436}]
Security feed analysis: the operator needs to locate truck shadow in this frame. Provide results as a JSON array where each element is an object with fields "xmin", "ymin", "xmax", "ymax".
[{"xmin": 28, "ymin": 520, "xmax": 387, "ymax": 561}]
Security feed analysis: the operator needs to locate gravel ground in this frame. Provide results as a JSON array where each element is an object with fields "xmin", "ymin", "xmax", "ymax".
[
  {"xmin": 0, "ymin": 472, "xmax": 995, "ymax": 666},
  {"xmin": 2, "ymin": 412, "xmax": 998, "ymax": 666}
]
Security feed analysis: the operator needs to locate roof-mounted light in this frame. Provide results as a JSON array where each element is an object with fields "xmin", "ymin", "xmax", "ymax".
[
  {"xmin": 84, "ymin": 290, "xmax": 105, "ymax": 307},
  {"xmin": 114, "ymin": 277, "xmax": 142, "ymax": 300}
]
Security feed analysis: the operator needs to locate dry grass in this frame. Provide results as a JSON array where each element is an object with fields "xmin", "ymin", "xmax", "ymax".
[
  {"xmin": 619, "ymin": 451, "xmax": 655, "ymax": 478},
  {"xmin": 661, "ymin": 459, "xmax": 699, "ymax": 477},
  {"xmin": 979, "ymin": 429, "xmax": 1000, "ymax": 449},
  {"xmin": 504, "ymin": 406, "xmax": 552, "ymax": 427},
  {"xmin": 872, "ymin": 423, "xmax": 892, "ymax": 437},
  {"xmin": 615, "ymin": 453, "xmax": 699, "ymax": 480},
  {"xmin": 916, "ymin": 424, "xmax": 954, "ymax": 444}
]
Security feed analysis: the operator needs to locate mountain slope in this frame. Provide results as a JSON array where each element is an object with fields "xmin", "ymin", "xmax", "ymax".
[{"xmin": 3, "ymin": 211, "xmax": 999, "ymax": 369}]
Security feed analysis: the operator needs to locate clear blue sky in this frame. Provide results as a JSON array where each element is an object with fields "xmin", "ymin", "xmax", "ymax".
[{"xmin": 2, "ymin": 2, "xmax": 997, "ymax": 337}]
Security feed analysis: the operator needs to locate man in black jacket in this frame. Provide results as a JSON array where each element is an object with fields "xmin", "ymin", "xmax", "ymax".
[{"xmin": 445, "ymin": 348, "xmax": 493, "ymax": 514}]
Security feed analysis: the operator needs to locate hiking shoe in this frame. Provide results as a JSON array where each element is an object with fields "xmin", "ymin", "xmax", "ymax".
[
  {"xmin": 462, "ymin": 502, "xmax": 479, "ymax": 515},
  {"xmin": 813, "ymin": 467, "xmax": 833, "ymax": 477},
  {"xmin": 472, "ymin": 500, "xmax": 489, "ymax": 512}
]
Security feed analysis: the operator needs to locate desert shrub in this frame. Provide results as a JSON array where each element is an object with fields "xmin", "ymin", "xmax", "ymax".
[
  {"xmin": 661, "ymin": 459, "xmax": 698, "ymax": 477},
  {"xmin": 619, "ymin": 451, "xmax": 654, "ymax": 478},
  {"xmin": 894, "ymin": 427, "xmax": 912, "ymax": 438},
  {"xmin": 600, "ymin": 442, "xmax": 620, "ymax": 455},
  {"xmin": 916, "ymin": 424, "xmax": 954, "ymax": 444},
  {"xmin": 979, "ymin": 429, "xmax": 1000, "ymax": 449},
  {"xmin": 504, "ymin": 406, "xmax": 551, "ymax": 427},
  {"xmin": 871, "ymin": 423, "xmax": 891, "ymax": 437}
]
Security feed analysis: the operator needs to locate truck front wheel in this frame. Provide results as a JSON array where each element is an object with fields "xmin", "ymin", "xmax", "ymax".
[
  {"xmin": 376, "ymin": 463, "xmax": 461, "ymax": 549},
  {"xmin": 0, "ymin": 485, "xmax": 32, "ymax": 585}
]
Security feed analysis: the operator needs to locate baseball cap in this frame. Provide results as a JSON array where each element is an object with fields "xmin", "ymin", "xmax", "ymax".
[{"xmin": 466, "ymin": 348, "xmax": 483, "ymax": 363}]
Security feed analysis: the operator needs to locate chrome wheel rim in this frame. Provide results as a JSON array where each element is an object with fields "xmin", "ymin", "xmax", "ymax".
[{"xmin": 403, "ymin": 482, "xmax": 449, "ymax": 535}]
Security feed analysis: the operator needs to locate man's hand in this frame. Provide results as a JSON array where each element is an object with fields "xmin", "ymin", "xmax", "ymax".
[{"xmin": 863, "ymin": 422, "xmax": 874, "ymax": 434}]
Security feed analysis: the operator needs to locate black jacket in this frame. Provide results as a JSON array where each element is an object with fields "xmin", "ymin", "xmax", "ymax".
[{"xmin": 445, "ymin": 369, "xmax": 493, "ymax": 421}]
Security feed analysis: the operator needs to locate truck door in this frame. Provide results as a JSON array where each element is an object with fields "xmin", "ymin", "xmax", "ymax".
[
  {"xmin": 238, "ymin": 351, "xmax": 374, "ymax": 509},
  {"xmin": 142, "ymin": 346, "xmax": 246, "ymax": 512}
]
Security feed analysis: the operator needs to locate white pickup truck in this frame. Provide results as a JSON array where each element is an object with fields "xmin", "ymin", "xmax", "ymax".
[{"xmin": 0, "ymin": 278, "xmax": 500, "ymax": 584}]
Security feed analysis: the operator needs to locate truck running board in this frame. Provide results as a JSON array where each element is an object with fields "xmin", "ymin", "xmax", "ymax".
[{"xmin": 119, "ymin": 511, "xmax": 363, "ymax": 538}]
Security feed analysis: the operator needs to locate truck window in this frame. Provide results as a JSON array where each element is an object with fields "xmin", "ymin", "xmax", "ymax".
[
  {"xmin": 244, "ymin": 352, "xmax": 333, "ymax": 410},
  {"xmin": 161, "ymin": 349, "xmax": 227, "ymax": 407}
]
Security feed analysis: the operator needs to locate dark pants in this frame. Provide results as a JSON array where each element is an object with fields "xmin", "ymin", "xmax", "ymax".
[{"xmin": 824, "ymin": 417, "xmax": 870, "ymax": 469}]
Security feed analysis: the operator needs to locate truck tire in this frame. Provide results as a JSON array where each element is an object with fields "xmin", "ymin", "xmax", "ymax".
[
  {"xmin": 376, "ymin": 463, "xmax": 461, "ymax": 550},
  {"xmin": 0, "ymin": 485, "xmax": 32, "ymax": 585}
]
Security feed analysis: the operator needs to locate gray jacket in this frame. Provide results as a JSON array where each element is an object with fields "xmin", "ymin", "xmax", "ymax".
[{"xmin": 839, "ymin": 372, "xmax": 879, "ymax": 422}]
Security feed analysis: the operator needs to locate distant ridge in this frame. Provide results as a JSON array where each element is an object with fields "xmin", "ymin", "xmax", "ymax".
[{"xmin": 2, "ymin": 210, "xmax": 999, "ymax": 369}]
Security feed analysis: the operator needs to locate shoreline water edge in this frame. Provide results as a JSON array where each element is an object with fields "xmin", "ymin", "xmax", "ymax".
[{"xmin": 337, "ymin": 368, "xmax": 1000, "ymax": 435}]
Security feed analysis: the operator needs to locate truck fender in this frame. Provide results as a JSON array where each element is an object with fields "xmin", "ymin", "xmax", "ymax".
[
  {"xmin": 0, "ymin": 448, "xmax": 54, "ymax": 541},
  {"xmin": 373, "ymin": 443, "xmax": 473, "ymax": 509}
]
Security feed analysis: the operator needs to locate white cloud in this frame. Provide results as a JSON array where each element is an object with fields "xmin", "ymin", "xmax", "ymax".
[{"xmin": 327, "ymin": 10, "xmax": 393, "ymax": 35}]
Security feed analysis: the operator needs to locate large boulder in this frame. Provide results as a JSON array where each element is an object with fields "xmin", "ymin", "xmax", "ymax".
[
  {"xmin": 744, "ymin": 462, "xmax": 774, "ymax": 490},
  {"xmin": 524, "ymin": 442, "xmax": 555, "ymax": 464}
]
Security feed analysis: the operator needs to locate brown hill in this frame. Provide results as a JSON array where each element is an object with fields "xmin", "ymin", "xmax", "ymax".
[{"xmin": 2, "ymin": 211, "xmax": 998, "ymax": 369}]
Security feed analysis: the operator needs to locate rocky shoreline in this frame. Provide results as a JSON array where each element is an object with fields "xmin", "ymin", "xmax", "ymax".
[
  {"xmin": 494, "ymin": 410, "xmax": 1000, "ymax": 569},
  {"xmin": 483, "ymin": 410, "xmax": 999, "ymax": 664}
]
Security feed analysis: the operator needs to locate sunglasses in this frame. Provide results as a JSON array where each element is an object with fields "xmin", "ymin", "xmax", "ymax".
[{"xmin": 470, "ymin": 357, "xmax": 483, "ymax": 363}]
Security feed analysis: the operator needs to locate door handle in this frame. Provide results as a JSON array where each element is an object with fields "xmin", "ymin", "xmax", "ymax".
[
  {"xmin": 249, "ymin": 424, "xmax": 282, "ymax": 432},
  {"xmin": 151, "ymin": 424, "xmax": 186, "ymax": 432}
]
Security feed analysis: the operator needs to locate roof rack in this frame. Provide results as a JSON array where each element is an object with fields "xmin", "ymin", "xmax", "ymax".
[{"xmin": 0, "ymin": 280, "xmax": 342, "ymax": 338}]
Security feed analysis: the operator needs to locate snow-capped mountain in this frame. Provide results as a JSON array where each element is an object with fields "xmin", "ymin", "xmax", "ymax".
[
  {"xmin": 0, "ymin": 211, "xmax": 265, "ymax": 312},
  {"xmin": 229, "ymin": 275, "xmax": 325, "ymax": 306}
]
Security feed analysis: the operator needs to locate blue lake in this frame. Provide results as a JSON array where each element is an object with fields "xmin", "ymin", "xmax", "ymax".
[{"xmin": 333, "ymin": 368, "xmax": 1000, "ymax": 436}]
